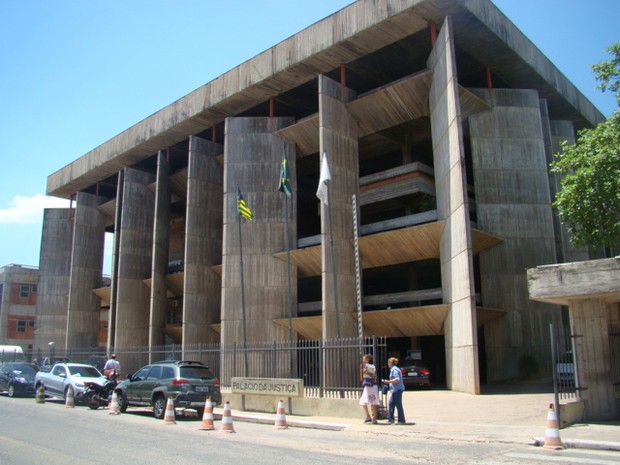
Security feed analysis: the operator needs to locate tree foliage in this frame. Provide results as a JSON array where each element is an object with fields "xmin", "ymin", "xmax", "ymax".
[{"xmin": 551, "ymin": 44, "xmax": 620, "ymax": 250}]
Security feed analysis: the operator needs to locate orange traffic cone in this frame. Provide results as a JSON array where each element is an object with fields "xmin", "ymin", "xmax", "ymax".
[
  {"xmin": 163, "ymin": 397, "xmax": 176, "ymax": 425},
  {"xmin": 220, "ymin": 401, "xmax": 235, "ymax": 433},
  {"xmin": 109, "ymin": 390, "xmax": 121, "ymax": 415},
  {"xmin": 65, "ymin": 386, "xmax": 75, "ymax": 408},
  {"xmin": 274, "ymin": 399, "xmax": 288, "ymax": 429},
  {"xmin": 543, "ymin": 403, "xmax": 563, "ymax": 450},
  {"xmin": 199, "ymin": 396, "xmax": 215, "ymax": 431}
]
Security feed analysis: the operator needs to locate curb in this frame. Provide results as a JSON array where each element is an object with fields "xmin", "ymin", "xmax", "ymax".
[
  {"xmin": 532, "ymin": 437, "xmax": 620, "ymax": 452},
  {"xmin": 212, "ymin": 411, "xmax": 350, "ymax": 431}
]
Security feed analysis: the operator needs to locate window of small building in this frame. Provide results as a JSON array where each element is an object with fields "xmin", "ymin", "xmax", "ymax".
[
  {"xmin": 20, "ymin": 285, "xmax": 30, "ymax": 298},
  {"xmin": 17, "ymin": 320, "xmax": 27, "ymax": 332}
]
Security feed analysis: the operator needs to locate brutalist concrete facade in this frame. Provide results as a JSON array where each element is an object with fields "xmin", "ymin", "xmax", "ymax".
[{"xmin": 35, "ymin": 0, "xmax": 605, "ymax": 393}]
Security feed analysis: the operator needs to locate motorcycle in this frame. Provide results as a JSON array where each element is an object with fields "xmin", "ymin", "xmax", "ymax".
[{"xmin": 84, "ymin": 373, "xmax": 119, "ymax": 410}]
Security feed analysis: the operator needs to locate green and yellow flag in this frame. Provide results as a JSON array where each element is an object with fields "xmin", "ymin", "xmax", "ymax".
[
  {"xmin": 237, "ymin": 187, "xmax": 254, "ymax": 221},
  {"xmin": 278, "ymin": 146, "xmax": 292, "ymax": 197}
]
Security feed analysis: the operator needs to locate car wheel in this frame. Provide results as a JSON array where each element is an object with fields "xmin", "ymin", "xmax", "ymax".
[
  {"xmin": 8, "ymin": 384, "xmax": 16, "ymax": 397},
  {"xmin": 153, "ymin": 395, "xmax": 167, "ymax": 419},
  {"xmin": 195, "ymin": 407, "xmax": 204, "ymax": 418},
  {"xmin": 117, "ymin": 391, "xmax": 128, "ymax": 413}
]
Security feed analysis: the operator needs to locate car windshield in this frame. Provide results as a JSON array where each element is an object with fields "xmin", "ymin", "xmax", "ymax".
[
  {"xmin": 68, "ymin": 366, "xmax": 102, "ymax": 377},
  {"xmin": 12, "ymin": 364, "xmax": 37, "ymax": 375},
  {"xmin": 180, "ymin": 366, "xmax": 215, "ymax": 380}
]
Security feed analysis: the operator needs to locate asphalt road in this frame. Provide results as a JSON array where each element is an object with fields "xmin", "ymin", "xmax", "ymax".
[{"xmin": 1, "ymin": 394, "xmax": 618, "ymax": 465}]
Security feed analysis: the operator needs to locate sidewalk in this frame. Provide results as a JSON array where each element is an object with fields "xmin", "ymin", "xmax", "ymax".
[{"xmin": 213, "ymin": 385, "xmax": 620, "ymax": 451}]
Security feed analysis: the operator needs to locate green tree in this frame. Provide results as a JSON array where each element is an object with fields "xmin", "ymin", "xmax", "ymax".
[{"xmin": 551, "ymin": 43, "xmax": 620, "ymax": 251}]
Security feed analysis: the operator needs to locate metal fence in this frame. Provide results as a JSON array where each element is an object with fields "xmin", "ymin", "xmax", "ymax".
[
  {"xmin": 550, "ymin": 323, "xmax": 578, "ymax": 401},
  {"xmin": 26, "ymin": 336, "xmax": 387, "ymax": 399},
  {"xmin": 610, "ymin": 323, "xmax": 620, "ymax": 395}
]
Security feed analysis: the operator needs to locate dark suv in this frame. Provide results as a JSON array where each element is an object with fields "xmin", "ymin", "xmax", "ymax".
[{"xmin": 115, "ymin": 360, "xmax": 221, "ymax": 419}]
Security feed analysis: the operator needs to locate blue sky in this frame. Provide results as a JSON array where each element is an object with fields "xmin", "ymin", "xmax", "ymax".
[{"xmin": 0, "ymin": 0, "xmax": 618, "ymax": 270}]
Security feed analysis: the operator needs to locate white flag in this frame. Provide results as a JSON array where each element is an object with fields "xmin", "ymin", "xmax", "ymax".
[{"xmin": 316, "ymin": 152, "xmax": 331, "ymax": 204}]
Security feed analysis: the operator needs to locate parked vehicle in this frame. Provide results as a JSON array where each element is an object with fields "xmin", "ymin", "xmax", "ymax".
[
  {"xmin": 38, "ymin": 357, "xmax": 71, "ymax": 369},
  {"xmin": 115, "ymin": 360, "xmax": 221, "ymax": 419},
  {"xmin": 0, "ymin": 362, "xmax": 39, "ymax": 397},
  {"xmin": 35, "ymin": 362, "xmax": 107, "ymax": 402},
  {"xmin": 556, "ymin": 351, "xmax": 575, "ymax": 383},
  {"xmin": 83, "ymin": 374, "xmax": 119, "ymax": 409},
  {"xmin": 0, "ymin": 345, "xmax": 25, "ymax": 362},
  {"xmin": 399, "ymin": 358, "xmax": 431, "ymax": 388}
]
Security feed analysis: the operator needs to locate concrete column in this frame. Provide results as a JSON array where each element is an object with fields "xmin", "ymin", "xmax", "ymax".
[
  {"xmin": 66, "ymin": 192, "xmax": 106, "ymax": 348},
  {"xmin": 546, "ymin": 115, "xmax": 589, "ymax": 264},
  {"xmin": 149, "ymin": 151, "xmax": 170, "ymax": 356},
  {"xmin": 34, "ymin": 208, "xmax": 74, "ymax": 351},
  {"xmin": 469, "ymin": 89, "xmax": 560, "ymax": 382},
  {"xmin": 221, "ymin": 116, "xmax": 296, "ymax": 380},
  {"xmin": 571, "ymin": 298, "xmax": 617, "ymax": 420},
  {"xmin": 428, "ymin": 17, "xmax": 479, "ymax": 394},
  {"xmin": 318, "ymin": 74, "xmax": 359, "ymax": 342},
  {"xmin": 182, "ymin": 136, "xmax": 223, "ymax": 349},
  {"xmin": 114, "ymin": 167, "xmax": 155, "ymax": 371}
]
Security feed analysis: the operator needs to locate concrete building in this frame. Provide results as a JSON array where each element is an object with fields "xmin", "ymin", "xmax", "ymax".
[
  {"xmin": 35, "ymin": 0, "xmax": 606, "ymax": 394},
  {"xmin": 0, "ymin": 264, "xmax": 38, "ymax": 353}
]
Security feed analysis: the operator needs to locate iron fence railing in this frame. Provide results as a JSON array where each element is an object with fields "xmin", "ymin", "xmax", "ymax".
[
  {"xmin": 25, "ymin": 336, "xmax": 387, "ymax": 399},
  {"xmin": 610, "ymin": 324, "xmax": 620, "ymax": 396}
]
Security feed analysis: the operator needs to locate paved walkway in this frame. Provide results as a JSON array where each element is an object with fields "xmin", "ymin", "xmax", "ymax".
[{"xmin": 213, "ymin": 385, "xmax": 620, "ymax": 451}]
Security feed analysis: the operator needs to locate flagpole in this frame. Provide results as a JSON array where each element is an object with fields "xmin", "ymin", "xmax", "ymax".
[
  {"xmin": 237, "ymin": 206, "xmax": 249, "ymax": 377},
  {"xmin": 284, "ymin": 194, "xmax": 293, "ymax": 377},
  {"xmin": 326, "ymin": 181, "xmax": 341, "ymax": 340}
]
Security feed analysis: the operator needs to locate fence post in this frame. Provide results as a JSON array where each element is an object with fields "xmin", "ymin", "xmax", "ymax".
[
  {"xmin": 319, "ymin": 338, "xmax": 324, "ymax": 398},
  {"xmin": 550, "ymin": 323, "xmax": 561, "ymax": 426},
  {"xmin": 272, "ymin": 340, "xmax": 277, "ymax": 378}
]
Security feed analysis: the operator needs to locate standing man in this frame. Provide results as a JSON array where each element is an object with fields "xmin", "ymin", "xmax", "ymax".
[{"xmin": 103, "ymin": 354, "xmax": 121, "ymax": 379}]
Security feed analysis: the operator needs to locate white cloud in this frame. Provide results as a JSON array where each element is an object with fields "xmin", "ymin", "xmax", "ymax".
[{"xmin": 0, "ymin": 194, "xmax": 69, "ymax": 224}]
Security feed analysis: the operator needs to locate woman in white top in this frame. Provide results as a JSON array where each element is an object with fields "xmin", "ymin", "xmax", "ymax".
[{"xmin": 358, "ymin": 353, "xmax": 379, "ymax": 424}]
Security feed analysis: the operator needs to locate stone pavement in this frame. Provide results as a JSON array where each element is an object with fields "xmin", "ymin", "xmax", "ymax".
[{"xmin": 213, "ymin": 385, "xmax": 620, "ymax": 451}]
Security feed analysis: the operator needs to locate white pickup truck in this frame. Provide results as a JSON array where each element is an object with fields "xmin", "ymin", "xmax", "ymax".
[{"xmin": 34, "ymin": 362, "xmax": 107, "ymax": 402}]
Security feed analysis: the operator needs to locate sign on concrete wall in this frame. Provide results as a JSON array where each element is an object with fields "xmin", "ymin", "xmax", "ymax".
[{"xmin": 231, "ymin": 377, "xmax": 304, "ymax": 397}]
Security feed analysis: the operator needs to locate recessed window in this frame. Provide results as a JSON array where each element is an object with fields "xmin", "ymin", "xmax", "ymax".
[
  {"xmin": 20, "ymin": 285, "xmax": 30, "ymax": 298},
  {"xmin": 16, "ymin": 320, "xmax": 27, "ymax": 332}
]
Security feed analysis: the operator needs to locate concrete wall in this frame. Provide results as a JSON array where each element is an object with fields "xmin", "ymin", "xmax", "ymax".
[
  {"xmin": 470, "ymin": 89, "xmax": 561, "ymax": 381},
  {"xmin": 35, "ymin": 208, "xmax": 74, "ymax": 350},
  {"xmin": 221, "ymin": 117, "xmax": 297, "ymax": 379},
  {"xmin": 428, "ymin": 17, "xmax": 479, "ymax": 394},
  {"xmin": 571, "ymin": 298, "xmax": 617, "ymax": 420},
  {"xmin": 66, "ymin": 192, "xmax": 106, "ymax": 348},
  {"xmin": 182, "ymin": 136, "xmax": 223, "ymax": 348}
]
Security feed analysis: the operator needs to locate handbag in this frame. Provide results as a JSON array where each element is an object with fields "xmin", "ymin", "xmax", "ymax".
[
  {"xmin": 362, "ymin": 377, "xmax": 374, "ymax": 387},
  {"xmin": 382, "ymin": 383, "xmax": 389, "ymax": 395}
]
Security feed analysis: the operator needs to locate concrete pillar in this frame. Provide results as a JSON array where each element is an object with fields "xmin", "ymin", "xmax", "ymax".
[
  {"xmin": 428, "ymin": 17, "xmax": 479, "ymax": 394},
  {"xmin": 35, "ymin": 208, "xmax": 74, "ymax": 351},
  {"xmin": 221, "ymin": 116, "xmax": 296, "ymax": 380},
  {"xmin": 318, "ymin": 74, "xmax": 359, "ymax": 344},
  {"xmin": 149, "ymin": 151, "xmax": 170, "ymax": 356},
  {"xmin": 571, "ymin": 298, "xmax": 618, "ymax": 420},
  {"xmin": 469, "ymin": 89, "xmax": 560, "ymax": 382},
  {"xmin": 182, "ymin": 136, "xmax": 223, "ymax": 349},
  {"xmin": 66, "ymin": 192, "xmax": 106, "ymax": 348},
  {"xmin": 114, "ymin": 167, "xmax": 155, "ymax": 372},
  {"xmin": 317, "ymin": 74, "xmax": 360, "ymax": 389},
  {"xmin": 546, "ymin": 116, "xmax": 589, "ymax": 264}
]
